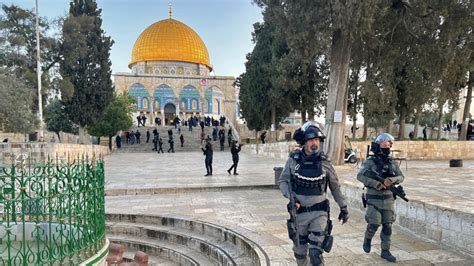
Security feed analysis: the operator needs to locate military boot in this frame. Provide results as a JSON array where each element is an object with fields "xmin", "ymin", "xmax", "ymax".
[
  {"xmin": 381, "ymin": 250, "xmax": 396, "ymax": 262},
  {"xmin": 363, "ymin": 238, "xmax": 371, "ymax": 253}
]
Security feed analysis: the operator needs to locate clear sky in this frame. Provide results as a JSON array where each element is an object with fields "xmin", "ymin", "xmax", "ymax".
[{"xmin": 2, "ymin": 0, "xmax": 263, "ymax": 77}]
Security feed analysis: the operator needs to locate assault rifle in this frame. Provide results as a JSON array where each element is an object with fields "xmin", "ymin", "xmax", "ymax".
[
  {"xmin": 369, "ymin": 169, "xmax": 409, "ymax": 202},
  {"xmin": 286, "ymin": 181, "xmax": 300, "ymax": 247}
]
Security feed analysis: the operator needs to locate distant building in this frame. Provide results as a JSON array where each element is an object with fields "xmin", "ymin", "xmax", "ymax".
[{"xmin": 114, "ymin": 9, "xmax": 236, "ymax": 125}]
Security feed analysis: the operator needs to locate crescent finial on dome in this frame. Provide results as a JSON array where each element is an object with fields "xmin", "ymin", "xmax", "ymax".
[{"xmin": 168, "ymin": 1, "xmax": 172, "ymax": 19}]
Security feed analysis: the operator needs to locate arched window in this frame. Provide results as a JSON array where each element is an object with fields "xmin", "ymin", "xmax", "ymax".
[{"xmin": 128, "ymin": 83, "xmax": 150, "ymax": 110}]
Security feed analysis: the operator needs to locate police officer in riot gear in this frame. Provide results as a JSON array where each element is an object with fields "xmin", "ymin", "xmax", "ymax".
[
  {"xmin": 279, "ymin": 122, "xmax": 349, "ymax": 266},
  {"xmin": 357, "ymin": 133, "xmax": 404, "ymax": 262}
]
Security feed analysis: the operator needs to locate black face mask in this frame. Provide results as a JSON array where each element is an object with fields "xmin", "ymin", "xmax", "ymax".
[{"xmin": 381, "ymin": 148, "xmax": 391, "ymax": 156}]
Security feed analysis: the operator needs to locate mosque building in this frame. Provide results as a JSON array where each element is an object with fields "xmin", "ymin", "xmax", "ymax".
[{"xmin": 114, "ymin": 6, "xmax": 236, "ymax": 126}]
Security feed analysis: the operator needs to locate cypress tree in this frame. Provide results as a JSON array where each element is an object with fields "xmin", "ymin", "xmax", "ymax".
[{"xmin": 60, "ymin": 0, "xmax": 114, "ymax": 142}]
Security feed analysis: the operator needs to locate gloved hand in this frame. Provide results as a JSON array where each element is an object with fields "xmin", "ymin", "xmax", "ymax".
[
  {"xmin": 338, "ymin": 206, "xmax": 349, "ymax": 224},
  {"xmin": 375, "ymin": 182, "xmax": 385, "ymax": 190}
]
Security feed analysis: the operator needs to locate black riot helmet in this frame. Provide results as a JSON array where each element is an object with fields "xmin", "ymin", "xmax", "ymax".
[
  {"xmin": 370, "ymin": 133, "xmax": 395, "ymax": 157},
  {"xmin": 293, "ymin": 121, "xmax": 326, "ymax": 145},
  {"xmin": 375, "ymin": 133, "xmax": 395, "ymax": 145}
]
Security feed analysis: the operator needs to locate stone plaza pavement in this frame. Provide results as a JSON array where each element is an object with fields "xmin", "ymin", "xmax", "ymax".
[{"xmin": 105, "ymin": 151, "xmax": 474, "ymax": 265}]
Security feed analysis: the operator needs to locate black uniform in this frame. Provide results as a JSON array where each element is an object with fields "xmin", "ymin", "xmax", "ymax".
[
  {"xmin": 227, "ymin": 142, "xmax": 242, "ymax": 175},
  {"xmin": 158, "ymin": 138, "xmax": 164, "ymax": 153},
  {"xmin": 167, "ymin": 137, "xmax": 174, "ymax": 153},
  {"xmin": 136, "ymin": 130, "xmax": 141, "ymax": 144},
  {"xmin": 152, "ymin": 134, "xmax": 159, "ymax": 151},
  {"xmin": 115, "ymin": 135, "xmax": 122, "ymax": 148},
  {"xmin": 202, "ymin": 140, "xmax": 213, "ymax": 176},
  {"xmin": 219, "ymin": 129, "xmax": 225, "ymax": 150},
  {"xmin": 260, "ymin": 131, "xmax": 267, "ymax": 144}
]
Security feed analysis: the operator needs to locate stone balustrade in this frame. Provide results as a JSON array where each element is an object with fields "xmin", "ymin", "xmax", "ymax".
[
  {"xmin": 337, "ymin": 184, "xmax": 474, "ymax": 257},
  {"xmin": 0, "ymin": 142, "xmax": 110, "ymax": 164},
  {"xmin": 242, "ymin": 140, "xmax": 474, "ymax": 160}
]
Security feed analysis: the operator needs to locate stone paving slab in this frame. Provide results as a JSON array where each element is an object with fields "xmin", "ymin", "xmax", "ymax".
[
  {"xmin": 105, "ymin": 152, "xmax": 473, "ymax": 214},
  {"xmin": 104, "ymin": 151, "xmax": 284, "ymax": 190},
  {"xmin": 104, "ymin": 152, "xmax": 474, "ymax": 264},
  {"xmin": 106, "ymin": 190, "xmax": 472, "ymax": 265}
]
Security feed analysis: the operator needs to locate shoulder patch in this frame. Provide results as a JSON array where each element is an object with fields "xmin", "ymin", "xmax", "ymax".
[{"xmin": 290, "ymin": 149, "xmax": 303, "ymax": 160}]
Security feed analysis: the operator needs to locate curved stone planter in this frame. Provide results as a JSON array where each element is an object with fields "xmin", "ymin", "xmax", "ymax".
[{"xmin": 106, "ymin": 213, "xmax": 270, "ymax": 265}]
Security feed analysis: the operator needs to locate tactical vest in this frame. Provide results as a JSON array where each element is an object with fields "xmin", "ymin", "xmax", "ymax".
[
  {"xmin": 372, "ymin": 157, "xmax": 397, "ymax": 179},
  {"xmin": 291, "ymin": 150, "xmax": 327, "ymax": 196}
]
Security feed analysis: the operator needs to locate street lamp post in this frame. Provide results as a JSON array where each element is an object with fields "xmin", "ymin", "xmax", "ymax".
[{"xmin": 35, "ymin": 0, "xmax": 44, "ymax": 141}]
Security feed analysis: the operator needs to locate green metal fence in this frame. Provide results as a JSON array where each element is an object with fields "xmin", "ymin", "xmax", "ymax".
[{"xmin": 0, "ymin": 154, "xmax": 106, "ymax": 265}]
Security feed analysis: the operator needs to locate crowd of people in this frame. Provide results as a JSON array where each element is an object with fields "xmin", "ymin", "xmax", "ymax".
[{"xmin": 116, "ymin": 114, "xmax": 245, "ymax": 176}]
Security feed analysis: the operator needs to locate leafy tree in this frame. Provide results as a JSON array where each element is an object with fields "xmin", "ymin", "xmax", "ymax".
[
  {"xmin": 0, "ymin": 4, "xmax": 60, "ymax": 107},
  {"xmin": 258, "ymin": 2, "xmax": 330, "ymax": 123},
  {"xmin": 60, "ymin": 0, "xmax": 114, "ymax": 143},
  {"xmin": 87, "ymin": 94, "xmax": 134, "ymax": 150},
  {"xmin": 256, "ymin": 0, "xmax": 377, "ymax": 164},
  {"xmin": 0, "ymin": 70, "xmax": 38, "ymax": 133},
  {"xmin": 44, "ymin": 99, "xmax": 77, "ymax": 142},
  {"xmin": 364, "ymin": 1, "xmax": 472, "ymax": 140},
  {"xmin": 237, "ymin": 20, "xmax": 292, "ymax": 133}
]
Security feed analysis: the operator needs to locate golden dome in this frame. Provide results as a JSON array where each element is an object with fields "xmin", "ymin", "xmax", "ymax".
[{"xmin": 130, "ymin": 18, "xmax": 212, "ymax": 70}]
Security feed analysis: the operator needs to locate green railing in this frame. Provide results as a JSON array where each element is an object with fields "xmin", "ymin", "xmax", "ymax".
[{"xmin": 0, "ymin": 154, "xmax": 106, "ymax": 265}]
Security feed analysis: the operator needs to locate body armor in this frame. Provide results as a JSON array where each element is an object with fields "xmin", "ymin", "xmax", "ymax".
[{"xmin": 291, "ymin": 150, "xmax": 326, "ymax": 196}]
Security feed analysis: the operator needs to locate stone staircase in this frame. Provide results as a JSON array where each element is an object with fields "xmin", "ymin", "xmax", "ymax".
[
  {"xmin": 116, "ymin": 125, "xmax": 232, "ymax": 153},
  {"xmin": 106, "ymin": 213, "xmax": 269, "ymax": 265}
]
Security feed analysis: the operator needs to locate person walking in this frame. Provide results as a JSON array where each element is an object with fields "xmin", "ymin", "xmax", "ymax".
[
  {"xmin": 136, "ymin": 115, "xmax": 141, "ymax": 127},
  {"xmin": 125, "ymin": 131, "xmax": 130, "ymax": 144},
  {"xmin": 167, "ymin": 136, "xmax": 175, "ymax": 153},
  {"xmin": 152, "ymin": 132, "xmax": 159, "ymax": 151},
  {"xmin": 158, "ymin": 138, "xmax": 164, "ymax": 153},
  {"xmin": 219, "ymin": 131, "xmax": 225, "ymax": 151},
  {"xmin": 180, "ymin": 134, "xmax": 185, "ymax": 147},
  {"xmin": 260, "ymin": 131, "xmax": 267, "ymax": 144},
  {"xmin": 136, "ymin": 130, "xmax": 141, "ymax": 144},
  {"xmin": 227, "ymin": 140, "xmax": 242, "ymax": 175},
  {"xmin": 227, "ymin": 128, "xmax": 233, "ymax": 147},
  {"xmin": 200, "ymin": 120, "xmax": 205, "ymax": 131},
  {"xmin": 202, "ymin": 136, "xmax": 213, "ymax": 176},
  {"xmin": 146, "ymin": 130, "xmax": 150, "ymax": 143},
  {"xmin": 357, "ymin": 133, "xmax": 405, "ymax": 262},
  {"xmin": 129, "ymin": 131, "xmax": 136, "ymax": 145},
  {"xmin": 115, "ymin": 135, "xmax": 122, "ymax": 149},
  {"xmin": 279, "ymin": 121, "xmax": 349, "ymax": 266}
]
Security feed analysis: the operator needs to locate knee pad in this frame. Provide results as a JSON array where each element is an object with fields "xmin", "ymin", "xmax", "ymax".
[
  {"xmin": 299, "ymin": 234, "xmax": 309, "ymax": 246},
  {"xmin": 309, "ymin": 248, "xmax": 323, "ymax": 265},
  {"xmin": 367, "ymin": 224, "xmax": 379, "ymax": 234},
  {"xmin": 382, "ymin": 223, "xmax": 392, "ymax": 235}
]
